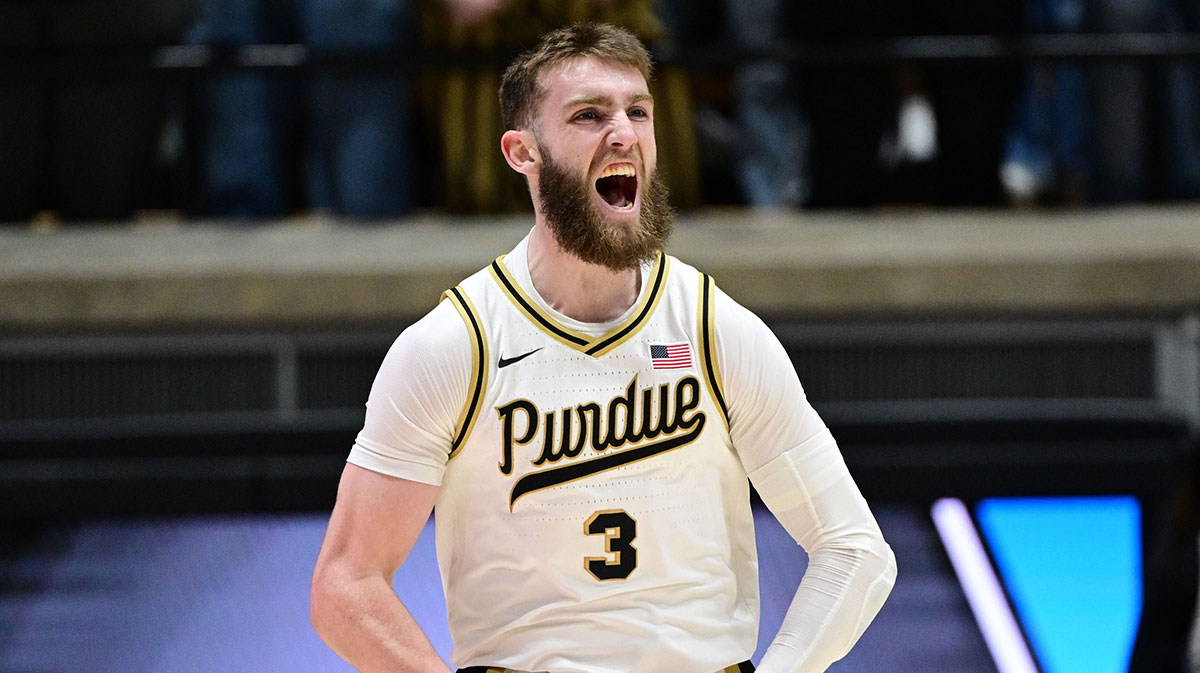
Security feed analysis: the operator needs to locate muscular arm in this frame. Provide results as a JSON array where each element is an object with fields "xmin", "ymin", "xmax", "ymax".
[
  {"xmin": 312, "ymin": 299, "xmax": 470, "ymax": 672},
  {"xmin": 714, "ymin": 287, "xmax": 896, "ymax": 673},
  {"xmin": 311, "ymin": 463, "xmax": 453, "ymax": 673}
]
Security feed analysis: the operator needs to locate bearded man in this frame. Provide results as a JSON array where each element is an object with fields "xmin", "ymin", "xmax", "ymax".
[{"xmin": 311, "ymin": 22, "xmax": 896, "ymax": 673}]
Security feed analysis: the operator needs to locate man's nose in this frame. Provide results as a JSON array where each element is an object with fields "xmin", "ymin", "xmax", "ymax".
[{"xmin": 607, "ymin": 112, "xmax": 637, "ymax": 148}]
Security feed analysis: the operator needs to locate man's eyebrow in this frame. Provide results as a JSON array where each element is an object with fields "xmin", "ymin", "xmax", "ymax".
[{"xmin": 562, "ymin": 92, "xmax": 654, "ymax": 109}]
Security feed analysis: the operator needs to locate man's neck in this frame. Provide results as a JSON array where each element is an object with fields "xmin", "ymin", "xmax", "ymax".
[{"xmin": 526, "ymin": 223, "xmax": 642, "ymax": 324}]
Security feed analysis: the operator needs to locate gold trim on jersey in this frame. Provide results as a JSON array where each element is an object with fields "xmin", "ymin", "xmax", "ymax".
[
  {"xmin": 442, "ymin": 286, "xmax": 489, "ymax": 459},
  {"xmin": 583, "ymin": 509, "xmax": 638, "ymax": 581},
  {"xmin": 487, "ymin": 251, "xmax": 669, "ymax": 358},
  {"xmin": 698, "ymin": 273, "xmax": 730, "ymax": 432}
]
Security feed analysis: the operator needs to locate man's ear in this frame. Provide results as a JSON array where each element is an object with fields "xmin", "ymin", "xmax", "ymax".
[{"xmin": 501, "ymin": 129, "xmax": 540, "ymax": 175}]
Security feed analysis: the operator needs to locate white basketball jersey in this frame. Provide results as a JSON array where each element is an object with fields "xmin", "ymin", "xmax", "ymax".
[{"xmin": 436, "ymin": 243, "xmax": 760, "ymax": 673}]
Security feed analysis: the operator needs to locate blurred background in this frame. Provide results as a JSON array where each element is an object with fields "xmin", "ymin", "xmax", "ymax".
[{"xmin": 1, "ymin": 0, "xmax": 1199, "ymax": 672}]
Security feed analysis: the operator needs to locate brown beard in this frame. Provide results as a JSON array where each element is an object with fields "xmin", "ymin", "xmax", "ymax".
[{"xmin": 537, "ymin": 148, "xmax": 674, "ymax": 271}]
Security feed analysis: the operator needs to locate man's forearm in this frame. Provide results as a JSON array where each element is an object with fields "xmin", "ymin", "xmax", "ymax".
[
  {"xmin": 312, "ymin": 570, "xmax": 453, "ymax": 673},
  {"xmin": 747, "ymin": 435, "xmax": 897, "ymax": 673},
  {"xmin": 756, "ymin": 540, "xmax": 897, "ymax": 673}
]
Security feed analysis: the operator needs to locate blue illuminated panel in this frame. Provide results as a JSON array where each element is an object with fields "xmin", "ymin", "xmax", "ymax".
[{"xmin": 976, "ymin": 496, "xmax": 1142, "ymax": 673}]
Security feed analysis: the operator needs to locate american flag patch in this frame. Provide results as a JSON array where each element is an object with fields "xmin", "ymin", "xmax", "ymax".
[{"xmin": 650, "ymin": 342, "xmax": 692, "ymax": 370}]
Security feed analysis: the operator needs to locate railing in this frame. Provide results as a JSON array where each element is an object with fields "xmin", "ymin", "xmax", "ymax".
[
  {"xmin": 3, "ymin": 31, "xmax": 1200, "ymax": 219},
  {"xmin": 6, "ymin": 33, "xmax": 1200, "ymax": 78}
]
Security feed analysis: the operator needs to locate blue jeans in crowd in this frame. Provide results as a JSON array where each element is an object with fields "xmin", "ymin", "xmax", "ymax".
[
  {"xmin": 656, "ymin": 0, "xmax": 810, "ymax": 207},
  {"xmin": 725, "ymin": 0, "xmax": 810, "ymax": 207},
  {"xmin": 1001, "ymin": 0, "xmax": 1090, "ymax": 202},
  {"xmin": 190, "ymin": 0, "xmax": 415, "ymax": 218}
]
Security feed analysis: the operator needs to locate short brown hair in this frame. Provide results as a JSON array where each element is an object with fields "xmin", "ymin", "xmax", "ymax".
[{"xmin": 499, "ymin": 22, "xmax": 653, "ymax": 131}]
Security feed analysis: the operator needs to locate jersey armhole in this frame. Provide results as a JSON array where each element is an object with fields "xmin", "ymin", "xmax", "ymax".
[
  {"xmin": 697, "ymin": 273, "xmax": 731, "ymax": 432},
  {"xmin": 441, "ymin": 286, "xmax": 489, "ymax": 459}
]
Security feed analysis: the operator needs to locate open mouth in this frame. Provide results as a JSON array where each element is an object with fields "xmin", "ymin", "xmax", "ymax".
[{"xmin": 595, "ymin": 163, "xmax": 638, "ymax": 211}]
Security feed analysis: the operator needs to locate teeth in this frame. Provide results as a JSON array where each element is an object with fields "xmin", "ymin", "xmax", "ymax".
[{"xmin": 598, "ymin": 163, "xmax": 636, "ymax": 179}]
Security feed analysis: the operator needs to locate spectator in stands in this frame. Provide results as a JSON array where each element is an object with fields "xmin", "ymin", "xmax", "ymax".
[
  {"xmin": 658, "ymin": 0, "xmax": 811, "ymax": 208},
  {"xmin": 1085, "ymin": 0, "xmax": 1200, "ymax": 203},
  {"xmin": 999, "ymin": 0, "xmax": 1090, "ymax": 207},
  {"xmin": 1162, "ymin": 0, "xmax": 1200, "ymax": 200},
  {"xmin": 0, "ymin": 3, "xmax": 48, "ymax": 223},
  {"xmin": 188, "ymin": 0, "xmax": 417, "ymax": 218},
  {"xmin": 1088, "ymin": 0, "xmax": 1158, "ymax": 203},
  {"xmin": 0, "ymin": 0, "xmax": 191, "ymax": 222},
  {"xmin": 724, "ymin": 0, "xmax": 811, "ymax": 208},
  {"xmin": 877, "ymin": 64, "xmax": 941, "ymax": 205}
]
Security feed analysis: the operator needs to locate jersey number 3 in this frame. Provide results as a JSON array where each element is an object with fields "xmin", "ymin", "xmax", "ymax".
[{"xmin": 584, "ymin": 510, "xmax": 637, "ymax": 581}]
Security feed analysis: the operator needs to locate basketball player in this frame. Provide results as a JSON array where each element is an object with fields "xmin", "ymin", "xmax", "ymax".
[{"xmin": 311, "ymin": 23, "xmax": 896, "ymax": 673}]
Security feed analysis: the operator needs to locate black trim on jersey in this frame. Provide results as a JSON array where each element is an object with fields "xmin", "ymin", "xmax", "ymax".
[
  {"xmin": 583, "ymin": 251, "xmax": 667, "ymax": 356},
  {"xmin": 489, "ymin": 251, "xmax": 668, "ymax": 357},
  {"xmin": 447, "ymin": 286, "xmax": 486, "ymax": 454},
  {"xmin": 700, "ymin": 274, "xmax": 730, "ymax": 428},
  {"xmin": 489, "ymin": 259, "xmax": 589, "ymax": 347}
]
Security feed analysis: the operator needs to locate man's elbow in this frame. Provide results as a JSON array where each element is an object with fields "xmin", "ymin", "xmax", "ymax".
[
  {"xmin": 310, "ymin": 561, "xmax": 347, "ymax": 642},
  {"xmin": 839, "ymin": 529, "xmax": 897, "ymax": 634},
  {"xmin": 874, "ymin": 537, "xmax": 898, "ymax": 601},
  {"xmin": 822, "ymin": 526, "xmax": 897, "ymax": 590},
  {"xmin": 860, "ymin": 526, "xmax": 898, "ymax": 588},
  {"xmin": 880, "ymin": 538, "xmax": 897, "ymax": 584},
  {"xmin": 853, "ymin": 527, "xmax": 898, "ymax": 623}
]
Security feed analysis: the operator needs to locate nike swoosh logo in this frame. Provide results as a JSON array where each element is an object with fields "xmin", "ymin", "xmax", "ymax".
[
  {"xmin": 498, "ymin": 348, "xmax": 543, "ymax": 368},
  {"xmin": 509, "ymin": 416, "xmax": 706, "ymax": 509}
]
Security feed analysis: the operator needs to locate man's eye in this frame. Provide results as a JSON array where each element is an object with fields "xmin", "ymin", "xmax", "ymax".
[
  {"xmin": 629, "ymin": 107, "xmax": 648, "ymax": 118},
  {"xmin": 574, "ymin": 110, "xmax": 598, "ymax": 121}
]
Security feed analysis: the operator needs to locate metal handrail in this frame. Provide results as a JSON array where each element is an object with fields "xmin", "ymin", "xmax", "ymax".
[{"xmin": 3, "ymin": 33, "xmax": 1200, "ymax": 81}]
